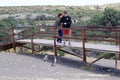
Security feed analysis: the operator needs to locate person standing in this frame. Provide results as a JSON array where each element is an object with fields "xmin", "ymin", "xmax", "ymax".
[
  {"xmin": 60, "ymin": 11, "xmax": 72, "ymax": 46},
  {"xmin": 55, "ymin": 13, "xmax": 63, "ymax": 43}
]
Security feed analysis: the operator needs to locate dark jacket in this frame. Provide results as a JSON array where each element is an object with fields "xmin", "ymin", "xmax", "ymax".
[{"xmin": 60, "ymin": 15, "xmax": 72, "ymax": 28}]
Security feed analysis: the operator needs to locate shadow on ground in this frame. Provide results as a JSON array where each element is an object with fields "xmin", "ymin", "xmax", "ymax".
[{"xmin": 17, "ymin": 52, "xmax": 120, "ymax": 77}]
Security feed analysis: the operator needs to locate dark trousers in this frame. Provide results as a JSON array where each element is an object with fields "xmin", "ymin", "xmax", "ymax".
[{"xmin": 57, "ymin": 29, "xmax": 63, "ymax": 43}]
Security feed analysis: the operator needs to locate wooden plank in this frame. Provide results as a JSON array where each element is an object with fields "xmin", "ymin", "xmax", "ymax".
[{"xmin": 16, "ymin": 39, "xmax": 120, "ymax": 53}]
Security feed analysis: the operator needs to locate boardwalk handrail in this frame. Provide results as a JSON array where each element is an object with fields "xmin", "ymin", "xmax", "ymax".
[
  {"xmin": 14, "ymin": 25, "xmax": 120, "ymax": 53},
  {"xmin": 13, "ymin": 26, "xmax": 120, "ymax": 43},
  {"xmin": 1, "ymin": 26, "xmax": 120, "ymax": 54}
]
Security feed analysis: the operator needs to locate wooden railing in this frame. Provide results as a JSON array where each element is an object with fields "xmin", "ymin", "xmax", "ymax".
[
  {"xmin": 0, "ymin": 26, "xmax": 120, "ymax": 53},
  {"xmin": 0, "ymin": 26, "xmax": 120, "ymax": 68}
]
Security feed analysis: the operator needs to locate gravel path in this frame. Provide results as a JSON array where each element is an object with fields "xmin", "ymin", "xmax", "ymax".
[{"xmin": 0, "ymin": 52, "xmax": 119, "ymax": 80}]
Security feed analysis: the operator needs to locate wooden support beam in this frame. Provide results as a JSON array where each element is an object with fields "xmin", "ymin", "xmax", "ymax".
[
  {"xmin": 12, "ymin": 27, "xmax": 16, "ymax": 53},
  {"xmin": 30, "ymin": 28, "xmax": 34, "ymax": 54},
  {"xmin": 82, "ymin": 29, "xmax": 87, "ymax": 66},
  {"xmin": 88, "ymin": 53, "xmax": 109, "ymax": 66},
  {"xmin": 58, "ymin": 48, "xmax": 83, "ymax": 58},
  {"xmin": 22, "ymin": 45, "xmax": 43, "ymax": 53},
  {"xmin": 54, "ymin": 28, "xmax": 57, "ymax": 57},
  {"xmin": 115, "ymin": 53, "xmax": 119, "ymax": 68},
  {"xmin": 19, "ymin": 46, "xmax": 24, "ymax": 53}
]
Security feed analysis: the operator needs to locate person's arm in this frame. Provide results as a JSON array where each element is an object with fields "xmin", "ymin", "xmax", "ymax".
[
  {"xmin": 60, "ymin": 16, "xmax": 64, "ymax": 25},
  {"xmin": 67, "ymin": 16, "xmax": 72, "ymax": 25},
  {"xmin": 55, "ymin": 18, "xmax": 62, "ymax": 27},
  {"xmin": 55, "ymin": 18, "xmax": 59, "ymax": 27}
]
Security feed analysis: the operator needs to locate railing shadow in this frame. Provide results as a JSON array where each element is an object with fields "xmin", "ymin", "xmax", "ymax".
[{"xmin": 17, "ymin": 52, "xmax": 120, "ymax": 77}]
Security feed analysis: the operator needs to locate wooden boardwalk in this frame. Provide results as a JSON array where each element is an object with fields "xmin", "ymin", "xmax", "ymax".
[
  {"xmin": 1, "ymin": 26, "xmax": 119, "ymax": 69},
  {"xmin": 16, "ymin": 39, "xmax": 120, "ymax": 53}
]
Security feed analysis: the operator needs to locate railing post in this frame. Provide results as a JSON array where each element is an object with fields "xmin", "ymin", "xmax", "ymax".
[
  {"xmin": 115, "ymin": 31, "xmax": 120, "ymax": 68},
  {"xmin": 116, "ymin": 31, "xmax": 119, "ymax": 45},
  {"xmin": 119, "ymin": 31, "xmax": 120, "ymax": 69},
  {"xmin": 38, "ymin": 27, "xmax": 41, "ymax": 51},
  {"xmin": 82, "ymin": 28, "xmax": 87, "ymax": 66},
  {"xmin": 12, "ymin": 27, "xmax": 16, "ymax": 53},
  {"xmin": 30, "ymin": 27, "xmax": 34, "ymax": 54},
  {"xmin": 54, "ymin": 27, "xmax": 57, "ymax": 57},
  {"xmin": 115, "ymin": 52, "xmax": 119, "ymax": 68}
]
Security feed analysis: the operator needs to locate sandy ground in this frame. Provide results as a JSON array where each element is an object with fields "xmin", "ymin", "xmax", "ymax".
[{"xmin": 0, "ymin": 52, "xmax": 119, "ymax": 80}]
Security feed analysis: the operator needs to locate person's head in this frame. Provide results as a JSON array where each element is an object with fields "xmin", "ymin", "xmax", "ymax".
[
  {"xmin": 63, "ymin": 11, "xmax": 68, "ymax": 16},
  {"xmin": 58, "ymin": 13, "xmax": 63, "ymax": 19}
]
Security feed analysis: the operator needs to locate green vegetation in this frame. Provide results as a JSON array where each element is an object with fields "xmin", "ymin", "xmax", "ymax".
[
  {"xmin": 58, "ymin": 51, "xmax": 65, "ymax": 56},
  {"xmin": 0, "ymin": 3, "xmax": 120, "ymax": 28},
  {"xmin": 89, "ymin": 8, "xmax": 120, "ymax": 26}
]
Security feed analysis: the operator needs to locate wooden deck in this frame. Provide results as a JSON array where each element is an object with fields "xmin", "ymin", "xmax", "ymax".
[
  {"xmin": 14, "ymin": 26, "xmax": 120, "ymax": 68},
  {"xmin": 16, "ymin": 39, "xmax": 120, "ymax": 53}
]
